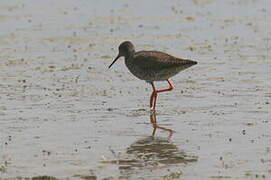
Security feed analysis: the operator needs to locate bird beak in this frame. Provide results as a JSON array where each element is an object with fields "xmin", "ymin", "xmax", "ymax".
[{"xmin": 108, "ymin": 54, "xmax": 121, "ymax": 69}]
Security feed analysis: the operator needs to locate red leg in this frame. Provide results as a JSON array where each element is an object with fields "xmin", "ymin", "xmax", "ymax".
[
  {"xmin": 150, "ymin": 82, "xmax": 156, "ymax": 108},
  {"xmin": 152, "ymin": 93, "xmax": 158, "ymax": 110},
  {"xmin": 156, "ymin": 80, "xmax": 174, "ymax": 93},
  {"xmin": 150, "ymin": 80, "xmax": 174, "ymax": 110}
]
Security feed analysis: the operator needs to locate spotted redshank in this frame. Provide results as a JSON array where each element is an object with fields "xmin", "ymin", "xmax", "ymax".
[{"xmin": 109, "ymin": 41, "xmax": 197, "ymax": 110}]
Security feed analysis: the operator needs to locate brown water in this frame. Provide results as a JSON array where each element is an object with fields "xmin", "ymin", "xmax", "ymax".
[{"xmin": 0, "ymin": 0, "xmax": 271, "ymax": 179}]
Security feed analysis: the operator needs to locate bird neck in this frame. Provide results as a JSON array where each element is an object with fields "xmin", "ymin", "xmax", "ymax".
[
  {"xmin": 124, "ymin": 52, "xmax": 134, "ymax": 60},
  {"xmin": 124, "ymin": 53, "xmax": 135, "ymax": 67}
]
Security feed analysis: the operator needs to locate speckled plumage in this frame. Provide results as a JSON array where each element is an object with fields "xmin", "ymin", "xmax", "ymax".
[
  {"xmin": 109, "ymin": 41, "xmax": 197, "ymax": 82},
  {"xmin": 125, "ymin": 50, "xmax": 197, "ymax": 82},
  {"xmin": 109, "ymin": 41, "xmax": 198, "ymax": 110}
]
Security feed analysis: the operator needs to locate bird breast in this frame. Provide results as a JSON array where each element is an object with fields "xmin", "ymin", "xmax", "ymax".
[{"xmin": 124, "ymin": 58, "xmax": 154, "ymax": 81}]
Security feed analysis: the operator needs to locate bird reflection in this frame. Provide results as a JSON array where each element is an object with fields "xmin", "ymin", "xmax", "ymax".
[
  {"xmin": 122, "ymin": 111, "xmax": 197, "ymax": 169},
  {"xmin": 150, "ymin": 110, "xmax": 174, "ymax": 138},
  {"xmin": 126, "ymin": 136, "xmax": 197, "ymax": 166},
  {"xmin": 100, "ymin": 110, "xmax": 197, "ymax": 178},
  {"xmin": 101, "ymin": 134, "xmax": 197, "ymax": 178}
]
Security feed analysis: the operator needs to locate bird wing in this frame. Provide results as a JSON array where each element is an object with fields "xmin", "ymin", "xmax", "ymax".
[{"xmin": 134, "ymin": 51, "xmax": 195, "ymax": 72}]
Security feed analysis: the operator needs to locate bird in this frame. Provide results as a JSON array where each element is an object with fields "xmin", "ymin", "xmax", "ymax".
[{"xmin": 109, "ymin": 41, "xmax": 197, "ymax": 110}]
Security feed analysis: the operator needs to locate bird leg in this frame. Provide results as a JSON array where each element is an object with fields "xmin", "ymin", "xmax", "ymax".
[
  {"xmin": 150, "ymin": 82, "xmax": 157, "ymax": 109},
  {"xmin": 150, "ymin": 80, "xmax": 174, "ymax": 110}
]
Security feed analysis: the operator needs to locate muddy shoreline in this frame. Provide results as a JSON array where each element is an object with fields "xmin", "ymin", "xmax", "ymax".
[{"xmin": 1, "ymin": 0, "xmax": 271, "ymax": 179}]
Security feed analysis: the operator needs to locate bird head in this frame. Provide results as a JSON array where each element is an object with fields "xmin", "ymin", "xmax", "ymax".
[{"xmin": 109, "ymin": 41, "xmax": 135, "ymax": 68}]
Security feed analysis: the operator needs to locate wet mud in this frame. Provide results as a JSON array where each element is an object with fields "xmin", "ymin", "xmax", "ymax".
[{"xmin": 0, "ymin": 0, "xmax": 271, "ymax": 179}]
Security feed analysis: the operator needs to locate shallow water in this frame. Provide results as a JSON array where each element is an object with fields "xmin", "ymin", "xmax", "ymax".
[{"xmin": 0, "ymin": 0, "xmax": 271, "ymax": 179}]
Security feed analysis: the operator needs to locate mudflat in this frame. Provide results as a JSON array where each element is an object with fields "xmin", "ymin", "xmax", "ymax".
[{"xmin": 0, "ymin": 0, "xmax": 270, "ymax": 179}]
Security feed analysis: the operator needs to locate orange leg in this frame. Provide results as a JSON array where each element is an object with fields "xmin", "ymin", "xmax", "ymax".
[
  {"xmin": 150, "ymin": 84, "xmax": 157, "ymax": 108},
  {"xmin": 150, "ymin": 79, "xmax": 174, "ymax": 110}
]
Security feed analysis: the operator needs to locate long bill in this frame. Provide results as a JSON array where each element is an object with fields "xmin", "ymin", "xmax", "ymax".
[{"xmin": 108, "ymin": 55, "xmax": 121, "ymax": 69}]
